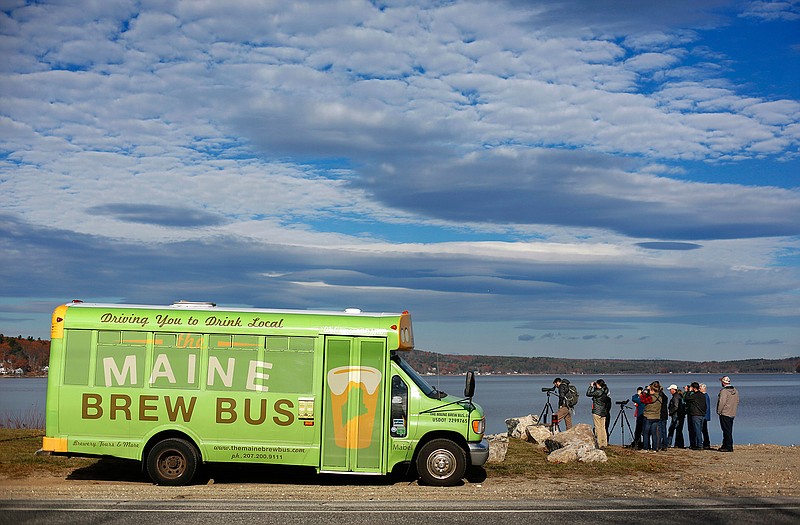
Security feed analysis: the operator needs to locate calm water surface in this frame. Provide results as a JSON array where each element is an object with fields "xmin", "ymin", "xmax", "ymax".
[
  {"xmin": 434, "ymin": 373, "xmax": 799, "ymax": 446},
  {"xmin": 0, "ymin": 377, "xmax": 47, "ymax": 427},
  {"xmin": 2, "ymin": 374, "xmax": 797, "ymax": 446}
]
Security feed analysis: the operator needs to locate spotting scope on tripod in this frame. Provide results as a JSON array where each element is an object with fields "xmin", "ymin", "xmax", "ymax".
[
  {"xmin": 537, "ymin": 387, "xmax": 560, "ymax": 432},
  {"xmin": 609, "ymin": 399, "xmax": 634, "ymax": 445}
]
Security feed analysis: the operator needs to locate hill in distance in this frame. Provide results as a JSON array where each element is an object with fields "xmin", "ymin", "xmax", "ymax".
[
  {"xmin": 2, "ymin": 334, "xmax": 798, "ymax": 376},
  {"xmin": 403, "ymin": 350, "xmax": 800, "ymax": 375}
]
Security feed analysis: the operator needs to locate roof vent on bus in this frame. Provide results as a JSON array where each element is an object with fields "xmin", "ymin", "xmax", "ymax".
[
  {"xmin": 171, "ymin": 300, "xmax": 217, "ymax": 308},
  {"xmin": 344, "ymin": 308, "xmax": 362, "ymax": 314}
]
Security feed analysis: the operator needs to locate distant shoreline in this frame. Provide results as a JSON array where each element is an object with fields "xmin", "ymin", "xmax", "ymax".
[
  {"xmin": 405, "ymin": 350, "xmax": 800, "ymax": 375},
  {"xmin": 3, "ymin": 369, "xmax": 800, "ymax": 380},
  {"xmin": 424, "ymin": 371, "xmax": 800, "ymax": 376}
]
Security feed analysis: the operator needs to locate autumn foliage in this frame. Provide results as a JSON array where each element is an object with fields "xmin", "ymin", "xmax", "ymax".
[{"xmin": 0, "ymin": 335, "xmax": 49, "ymax": 374}]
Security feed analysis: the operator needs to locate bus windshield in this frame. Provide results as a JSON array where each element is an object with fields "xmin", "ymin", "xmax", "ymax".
[{"xmin": 393, "ymin": 354, "xmax": 447, "ymax": 399}]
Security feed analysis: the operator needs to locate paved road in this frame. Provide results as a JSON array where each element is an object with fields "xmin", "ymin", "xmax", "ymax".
[{"xmin": 2, "ymin": 498, "xmax": 800, "ymax": 525}]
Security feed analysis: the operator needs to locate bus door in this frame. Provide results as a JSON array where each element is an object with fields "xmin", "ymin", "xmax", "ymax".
[{"xmin": 321, "ymin": 337, "xmax": 386, "ymax": 473}]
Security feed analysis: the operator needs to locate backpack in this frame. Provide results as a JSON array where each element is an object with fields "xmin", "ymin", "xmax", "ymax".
[{"xmin": 565, "ymin": 384, "xmax": 579, "ymax": 407}]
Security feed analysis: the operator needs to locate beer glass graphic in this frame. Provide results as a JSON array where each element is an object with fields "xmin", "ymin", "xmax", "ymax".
[{"xmin": 327, "ymin": 366, "xmax": 382, "ymax": 448}]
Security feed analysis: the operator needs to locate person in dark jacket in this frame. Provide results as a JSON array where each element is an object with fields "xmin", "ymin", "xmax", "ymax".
[
  {"xmin": 658, "ymin": 383, "xmax": 669, "ymax": 451},
  {"xmin": 700, "ymin": 383, "xmax": 712, "ymax": 449},
  {"xmin": 667, "ymin": 384, "xmax": 685, "ymax": 448},
  {"xmin": 553, "ymin": 377, "xmax": 573, "ymax": 430},
  {"xmin": 586, "ymin": 379, "xmax": 610, "ymax": 448},
  {"xmin": 684, "ymin": 384, "xmax": 695, "ymax": 447},
  {"xmin": 630, "ymin": 387, "xmax": 645, "ymax": 449},
  {"xmin": 685, "ymin": 382, "xmax": 707, "ymax": 450}
]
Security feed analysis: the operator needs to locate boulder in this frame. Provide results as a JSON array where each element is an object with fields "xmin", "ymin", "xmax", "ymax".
[
  {"xmin": 504, "ymin": 414, "xmax": 540, "ymax": 439},
  {"xmin": 546, "ymin": 423, "xmax": 595, "ymax": 448},
  {"xmin": 547, "ymin": 444, "xmax": 580, "ymax": 463},
  {"xmin": 504, "ymin": 417, "xmax": 519, "ymax": 435},
  {"xmin": 544, "ymin": 438, "xmax": 563, "ymax": 453},
  {"xmin": 542, "ymin": 423, "xmax": 608, "ymax": 464},
  {"xmin": 486, "ymin": 433, "xmax": 509, "ymax": 463},
  {"xmin": 547, "ymin": 444, "xmax": 607, "ymax": 463},
  {"xmin": 578, "ymin": 447, "xmax": 608, "ymax": 463},
  {"xmin": 525, "ymin": 424, "xmax": 553, "ymax": 448},
  {"xmin": 502, "ymin": 417, "xmax": 608, "ymax": 463}
]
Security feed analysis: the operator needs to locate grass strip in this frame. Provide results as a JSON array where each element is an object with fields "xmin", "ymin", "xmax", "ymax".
[{"xmin": 1, "ymin": 428, "xmax": 677, "ymax": 482}]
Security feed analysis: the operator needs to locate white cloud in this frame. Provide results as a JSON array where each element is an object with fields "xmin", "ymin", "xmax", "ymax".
[
  {"xmin": 1, "ymin": 0, "xmax": 798, "ymax": 358},
  {"xmin": 740, "ymin": 0, "xmax": 800, "ymax": 21},
  {"xmin": 624, "ymin": 52, "xmax": 682, "ymax": 73}
]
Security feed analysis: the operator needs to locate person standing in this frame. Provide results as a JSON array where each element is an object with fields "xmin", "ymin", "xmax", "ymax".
[
  {"xmin": 553, "ymin": 377, "xmax": 574, "ymax": 430},
  {"xmin": 700, "ymin": 383, "xmax": 712, "ymax": 449},
  {"xmin": 667, "ymin": 385, "xmax": 685, "ymax": 448},
  {"xmin": 684, "ymin": 384, "xmax": 695, "ymax": 447},
  {"xmin": 685, "ymin": 382, "xmax": 707, "ymax": 450},
  {"xmin": 717, "ymin": 376, "xmax": 739, "ymax": 452},
  {"xmin": 639, "ymin": 383, "xmax": 663, "ymax": 451},
  {"xmin": 630, "ymin": 387, "xmax": 645, "ymax": 449},
  {"xmin": 586, "ymin": 379, "xmax": 610, "ymax": 448},
  {"xmin": 604, "ymin": 386, "xmax": 612, "ymax": 439},
  {"xmin": 658, "ymin": 382, "xmax": 669, "ymax": 451}
]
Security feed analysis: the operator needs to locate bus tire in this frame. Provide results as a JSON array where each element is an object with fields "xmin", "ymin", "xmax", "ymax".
[
  {"xmin": 146, "ymin": 438, "xmax": 200, "ymax": 486},
  {"xmin": 416, "ymin": 439, "xmax": 467, "ymax": 486}
]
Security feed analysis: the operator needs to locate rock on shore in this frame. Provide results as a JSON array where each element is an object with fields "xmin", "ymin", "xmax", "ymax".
[
  {"xmin": 486, "ymin": 434, "xmax": 509, "ymax": 463},
  {"xmin": 502, "ymin": 415, "xmax": 607, "ymax": 464}
]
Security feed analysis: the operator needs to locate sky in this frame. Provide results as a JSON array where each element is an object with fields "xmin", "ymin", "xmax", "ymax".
[{"xmin": 1, "ymin": 0, "xmax": 799, "ymax": 361}]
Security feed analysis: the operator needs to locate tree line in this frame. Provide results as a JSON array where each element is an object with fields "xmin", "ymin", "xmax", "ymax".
[
  {"xmin": 403, "ymin": 349, "xmax": 800, "ymax": 375},
  {"xmin": 2, "ymin": 335, "xmax": 798, "ymax": 376},
  {"xmin": 0, "ymin": 334, "xmax": 49, "ymax": 374}
]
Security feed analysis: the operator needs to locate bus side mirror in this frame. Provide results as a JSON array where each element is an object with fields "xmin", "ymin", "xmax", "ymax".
[{"xmin": 464, "ymin": 370, "xmax": 475, "ymax": 398}]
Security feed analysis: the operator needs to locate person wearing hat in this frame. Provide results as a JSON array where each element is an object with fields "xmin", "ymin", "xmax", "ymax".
[
  {"xmin": 666, "ymin": 384, "xmax": 685, "ymax": 448},
  {"xmin": 717, "ymin": 376, "xmax": 739, "ymax": 452}
]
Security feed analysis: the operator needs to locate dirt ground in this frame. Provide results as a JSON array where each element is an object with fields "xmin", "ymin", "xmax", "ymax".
[{"xmin": 1, "ymin": 444, "xmax": 798, "ymax": 501}]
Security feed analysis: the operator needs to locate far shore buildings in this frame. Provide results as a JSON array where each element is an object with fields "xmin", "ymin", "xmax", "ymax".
[{"xmin": 0, "ymin": 363, "xmax": 32, "ymax": 376}]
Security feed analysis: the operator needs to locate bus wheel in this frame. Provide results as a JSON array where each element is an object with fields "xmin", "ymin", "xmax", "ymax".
[
  {"xmin": 416, "ymin": 439, "xmax": 466, "ymax": 486},
  {"xmin": 146, "ymin": 438, "xmax": 199, "ymax": 486}
]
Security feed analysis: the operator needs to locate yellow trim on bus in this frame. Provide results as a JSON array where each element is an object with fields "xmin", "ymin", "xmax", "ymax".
[
  {"xmin": 50, "ymin": 305, "xmax": 68, "ymax": 340},
  {"xmin": 42, "ymin": 436, "xmax": 68, "ymax": 453}
]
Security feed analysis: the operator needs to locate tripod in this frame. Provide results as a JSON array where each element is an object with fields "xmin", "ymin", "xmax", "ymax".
[
  {"xmin": 609, "ymin": 402, "xmax": 634, "ymax": 445},
  {"xmin": 537, "ymin": 389, "xmax": 560, "ymax": 432}
]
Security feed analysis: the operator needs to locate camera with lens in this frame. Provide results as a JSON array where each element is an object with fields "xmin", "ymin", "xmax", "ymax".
[
  {"xmin": 542, "ymin": 387, "xmax": 555, "ymax": 393},
  {"xmin": 616, "ymin": 399, "xmax": 628, "ymax": 405}
]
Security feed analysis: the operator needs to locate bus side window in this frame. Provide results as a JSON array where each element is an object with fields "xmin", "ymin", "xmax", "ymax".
[{"xmin": 390, "ymin": 375, "xmax": 408, "ymax": 438}]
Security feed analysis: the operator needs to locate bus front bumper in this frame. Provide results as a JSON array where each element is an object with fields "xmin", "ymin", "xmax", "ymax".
[{"xmin": 469, "ymin": 438, "xmax": 490, "ymax": 466}]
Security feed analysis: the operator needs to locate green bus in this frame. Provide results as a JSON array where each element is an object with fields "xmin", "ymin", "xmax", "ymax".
[{"xmin": 41, "ymin": 300, "xmax": 488, "ymax": 486}]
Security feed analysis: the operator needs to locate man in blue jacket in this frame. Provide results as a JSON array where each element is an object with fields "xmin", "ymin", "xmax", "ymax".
[{"xmin": 629, "ymin": 387, "xmax": 645, "ymax": 449}]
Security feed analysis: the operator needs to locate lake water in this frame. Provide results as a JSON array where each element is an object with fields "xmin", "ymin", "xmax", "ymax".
[
  {"xmin": 433, "ymin": 373, "xmax": 800, "ymax": 447},
  {"xmin": 0, "ymin": 377, "xmax": 47, "ymax": 428},
  {"xmin": 2, "ymin": 374, "xmax": 798, "ymax": 446}
]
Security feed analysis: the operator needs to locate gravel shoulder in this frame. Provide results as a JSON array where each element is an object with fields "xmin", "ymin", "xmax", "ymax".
[{"xmin": 1, "ymin": 444, "xmax": 798, "ymax": 501}]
